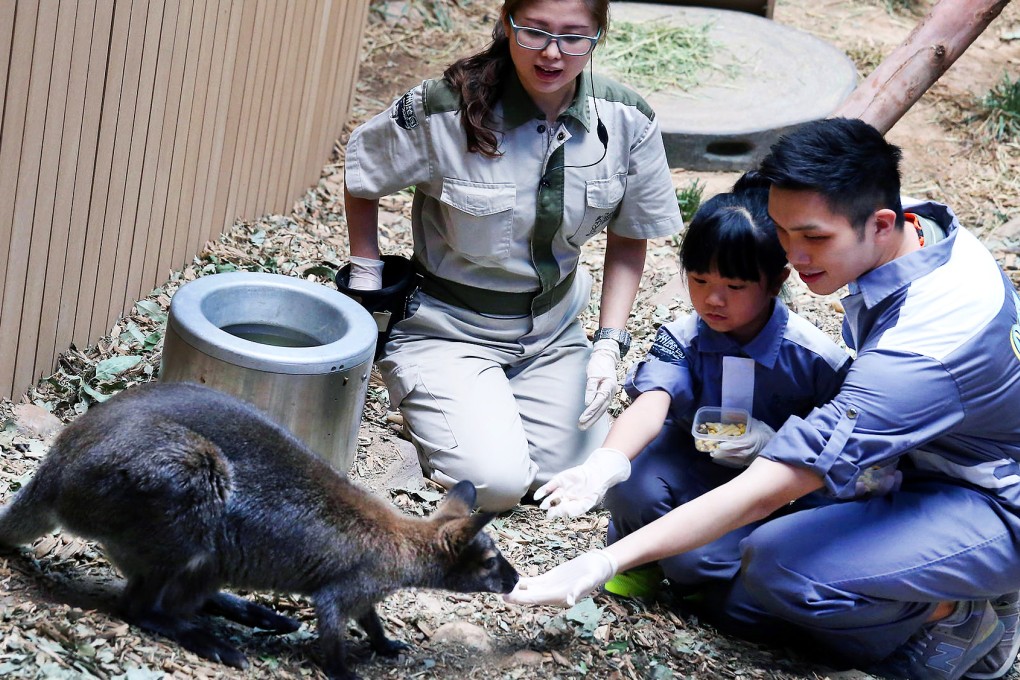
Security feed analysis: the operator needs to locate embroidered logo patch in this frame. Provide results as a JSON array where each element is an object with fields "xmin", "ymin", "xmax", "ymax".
[
  {"xmin": 649, "ymin": 327, "xmax": 685, "ymax": 363},
  {"xmin": 585, "ymin": 211, "xmax": 613, "ymax": 238},
  {"xmin": 392, "ymin": 91, "xmax": 418, "ymax": 130}
]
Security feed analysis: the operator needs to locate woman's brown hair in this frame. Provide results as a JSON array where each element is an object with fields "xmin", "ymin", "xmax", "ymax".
[{"xmin": 443, "ymin": 0, "xmax": 609, "ymax": 157}]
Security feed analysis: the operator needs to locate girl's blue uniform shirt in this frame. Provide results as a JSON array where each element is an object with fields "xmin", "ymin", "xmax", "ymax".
[{"xmin": 626, "ymin": 299, "xmax": 851, "ymax": 433}]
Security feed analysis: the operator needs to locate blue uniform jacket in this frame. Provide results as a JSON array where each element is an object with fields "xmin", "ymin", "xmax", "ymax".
[{"xmin": 763, "ymin": 201, "xmax": 1020, "ymax": 504}]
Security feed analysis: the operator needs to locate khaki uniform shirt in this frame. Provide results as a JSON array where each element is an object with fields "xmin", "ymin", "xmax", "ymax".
[{"xmin": 345, "ymin": 71, "xmax": 683, "ymax": 304}]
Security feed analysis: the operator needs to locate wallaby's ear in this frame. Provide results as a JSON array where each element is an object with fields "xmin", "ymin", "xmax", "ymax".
[
  {"xmin": 433, "ymin": 480, "xmax": 476, "ymax": 521},
  {"xmin": 438, "ymin": 511, "xmax": 496, "ymax": 555}
]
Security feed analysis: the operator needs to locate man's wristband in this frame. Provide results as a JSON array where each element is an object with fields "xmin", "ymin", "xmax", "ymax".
[{"xmin": 593, "ymin": 327, "xmax": 632, "ymax": 357}]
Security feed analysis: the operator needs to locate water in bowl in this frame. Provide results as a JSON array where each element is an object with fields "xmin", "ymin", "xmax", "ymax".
[{"xmin": 221, "ymin": 323, "xmax": 321, "ymax": 348}]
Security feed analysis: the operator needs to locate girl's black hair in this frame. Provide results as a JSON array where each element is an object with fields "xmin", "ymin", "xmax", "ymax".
[{"xmin": 679, "ymin": 171, "xmax": 788, "ymax": 285}]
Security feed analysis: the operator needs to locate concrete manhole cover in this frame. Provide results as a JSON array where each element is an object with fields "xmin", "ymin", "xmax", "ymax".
[{"xmin": 599, "ymin": 3, "xmax": 857, "ymax": 170}]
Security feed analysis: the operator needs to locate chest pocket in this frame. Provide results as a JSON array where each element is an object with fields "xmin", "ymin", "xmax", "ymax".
[
  {"xmin": 569, "ymin": 174, "xmax": 627, "ymax": 245},
  {"xmin": 439, "ymin": 178, "xmax": 516, "ymax": 260}
]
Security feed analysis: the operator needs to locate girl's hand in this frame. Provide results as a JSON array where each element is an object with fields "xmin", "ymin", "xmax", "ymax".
[
  {"xmin": 712, "ymin": 417, "xmax": 776, "ymax": 467},
  {"xmin": 534, "ymin": 448, "xmax": 631, "ymax": 518},
  {"xmin": 504, "ymin": 550, "xmax": 618, "ymax": 606}
]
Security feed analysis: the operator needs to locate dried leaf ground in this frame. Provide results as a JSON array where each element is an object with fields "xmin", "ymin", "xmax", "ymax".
[{"xmin": 3, "ymin": 1, "xmax": 1020, "ymax": 678}]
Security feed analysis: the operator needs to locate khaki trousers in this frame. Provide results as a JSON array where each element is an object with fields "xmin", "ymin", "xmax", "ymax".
[{"xmin": 377, "ymin": 269, "xmax": 610, "ymax": 511}]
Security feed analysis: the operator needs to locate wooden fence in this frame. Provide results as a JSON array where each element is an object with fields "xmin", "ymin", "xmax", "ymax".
[{"xmin": 0, "ymin": 0, "xmax": 371, "ymax": 400}]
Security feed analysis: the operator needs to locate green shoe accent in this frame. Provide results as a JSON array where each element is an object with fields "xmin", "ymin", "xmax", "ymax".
[{"xmin": 603, "ymin": 565, "xmax": 665, "ymax": 598}]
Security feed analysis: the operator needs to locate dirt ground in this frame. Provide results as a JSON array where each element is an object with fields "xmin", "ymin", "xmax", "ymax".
[{"xmin": 2, "ymin": 0, "xmax": 1020, "ymax": 679}]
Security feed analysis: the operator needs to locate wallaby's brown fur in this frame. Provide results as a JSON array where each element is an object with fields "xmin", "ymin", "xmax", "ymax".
[{"xmin": 0, "ymin": 382, "xmax": 518, "ymax": 680}]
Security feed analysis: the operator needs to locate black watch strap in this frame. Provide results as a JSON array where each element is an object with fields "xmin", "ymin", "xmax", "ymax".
[{"xmin": 593, "ymin": 327, "xmax": 632, "ymax": 357}]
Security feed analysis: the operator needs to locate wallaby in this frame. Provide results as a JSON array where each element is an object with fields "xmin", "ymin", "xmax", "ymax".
[{"xmin": 0, "ymin": 382, "xmax": 519, "ymax": 680}]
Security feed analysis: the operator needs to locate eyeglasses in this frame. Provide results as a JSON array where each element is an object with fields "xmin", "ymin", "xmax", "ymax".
[{"xmin": 509, "ymin": 16, "xmax": 601, "ymax": 57}]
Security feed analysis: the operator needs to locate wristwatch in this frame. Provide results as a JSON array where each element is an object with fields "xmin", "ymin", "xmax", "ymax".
[{"xmin": 593, "ymin": 327, "xmax": 632, "ymax": 358}]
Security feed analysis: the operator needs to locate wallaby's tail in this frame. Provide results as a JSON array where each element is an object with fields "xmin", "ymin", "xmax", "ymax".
[{"xmin": 0, "ymin": 474, "xmax": 59, "ymax": 548}]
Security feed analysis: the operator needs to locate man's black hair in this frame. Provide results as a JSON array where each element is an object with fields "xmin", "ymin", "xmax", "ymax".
[
  {"xmin": 680, "ymin": 171, "xmax": 788, "ymax": 285},
  {"xmin": 758, "ymin": 117, "xmax": 905, "ymax": 235}
]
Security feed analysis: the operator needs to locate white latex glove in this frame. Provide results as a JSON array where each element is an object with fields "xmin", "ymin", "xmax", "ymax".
[
  {"xmin": 711, "ymin": 417, "xmax": 776, "ymax": 468},
  {"xmin": 578, "ymin": 339, "xmax": 621, "ymax": 430},
  {"xmin": 855, "ymin": 463, "xmax": 902, "ymax": 497},
  {"xmin": 504, "ymin": 549, "xmax": 618, "ymax": 607},
  {"xmin": 534, "ymin": 448, "xmax": 631, "ymax": 518},
  {"xmin": 348, "ymin": 256, "xmax": 384, "ymax": 291}
]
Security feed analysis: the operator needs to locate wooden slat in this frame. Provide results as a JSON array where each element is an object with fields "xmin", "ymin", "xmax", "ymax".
[
  {"xmin": 1, "ymin": 0, "xmax": 55, "ymax": 396},
  {"xmin": 300, "ymin": 0, "xmax": 348, "ymax": 202},
  {"xmin": 291, "ymin": 0, "xmax": 334, "ymax": 204},
  {"xmin": 236, "ymin": 0, "xmax": 282, "ymax": 222},
  {"xmin": 25, "ymin": 0, "xmax": 79, "ymax": 388},
  {"xmin": 111, "ymin": 0, "xmax": 166, "ymax": 317},
  {"xmin": 0, "ymin": 1, "xmax": 39, "ymax": 389},
  {"xmin": 265, "ymin": 0, "xmax": 312, "ymax": 214},
  {"xmin": 90, "ymin": 0, "xmax": 151, "ymax": 340},
  {"xmin": 200, "ymin": 0, "xmax": 246, "ymax": 244},
  {"xmin": 188, "ymin": 0, "xmax": 235, "ymax": 249},
  {"xmin": 61, "ymin": 0, "xmax": 113, "ymax": 352},
  {"xmin": 51, "ymin": 0, "xmax": 100, "ymax": 360},
  {"xmin": 220, "ymin": 0, "xmax": 265, "ymax": 234},
  {"xmin": 249, "ymin": 0, "xmax": 291, "ymax": 218},
  {"xmin": 324, "ymin": 0, "xmax": 356, "ymax": 183},
  {"xmin": 0, "ymin": 2, "xmax": 17, "ymax": 148},
  {"xmin": 221, "ymin": 0, "xmax": 269, "ymax": 232},
  {"xmin": 73, "ymin": 0, "xmax": 129, "ymax": 343},
  {"xmin": 163, "ymin": 0, "xmax": 208, "ymax": 273},
  {"xmin": 332, "ymin": 0, "xmax": 365, "ymax": 139},
  {"xmin": 173, "ymin": 0, "xmax": 219, "ymax": 263},
  {"xmin": 148, "ymin": 0, "xmax": 195, "ymax": 291},
  {"xmin": 131, "ymin": 0, "xmax": 182, "ymax": 305}
]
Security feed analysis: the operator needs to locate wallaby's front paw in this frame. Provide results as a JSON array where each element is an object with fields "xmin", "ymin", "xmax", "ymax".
[
  {"xmin": 204, "ymin": 592, "xmax": 300, "ymax": 634},
  {"xmin": 371, "ymin": 637, "xmax": 411, "ymax": 657}
]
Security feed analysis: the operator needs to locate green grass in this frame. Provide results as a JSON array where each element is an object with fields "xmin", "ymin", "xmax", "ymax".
[
  {"xmin": 676, "ymin": 179, "xmax": 705, "ymax": 226},
  {"xmin": 599, "ymin": 19, "xmax": 721, "ymax": 93},
  {"xmin": 979, "ymin": 73, "xmax": 1020, "ymax": 141}
]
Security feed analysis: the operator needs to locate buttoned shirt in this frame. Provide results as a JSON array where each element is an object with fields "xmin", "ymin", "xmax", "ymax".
[
  {"xmin": 345, "ymin": 71, "xmax": 682, "ymax": 297},
  {"xmin": 625, "ymin": 300, "xmax": 851, "ymax": 431},
  {"xmin": 763, "ymin": 201, "xmax": 1020, "ymax": 506}
]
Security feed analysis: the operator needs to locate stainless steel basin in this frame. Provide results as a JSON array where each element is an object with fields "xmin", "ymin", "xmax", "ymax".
[{"xmin": 159, "ymin": 272, "xmax": 377, "ymax": 472}]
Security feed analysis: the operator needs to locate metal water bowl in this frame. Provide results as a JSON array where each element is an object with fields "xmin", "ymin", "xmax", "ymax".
[{"xmin": 159, "ymin": 272, "xmax": 377, "ymax": 472}]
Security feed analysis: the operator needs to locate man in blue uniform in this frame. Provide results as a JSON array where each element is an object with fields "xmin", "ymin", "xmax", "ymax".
[{"xmin": 507, "ymin": 118, "xmax": 1020, "ymax": 680}]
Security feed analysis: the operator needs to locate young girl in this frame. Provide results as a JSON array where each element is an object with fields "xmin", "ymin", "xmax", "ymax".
[
  {"xmin": 534, "ymin": 172, "xmax": 851, "ymax": 595},
  {"xmin": 343, "ymin": 0, "xmax": 682, "ymax": 512}
]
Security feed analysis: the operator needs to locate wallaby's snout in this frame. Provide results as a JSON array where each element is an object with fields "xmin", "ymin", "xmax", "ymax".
[{"xmin": 458, "ymin": 533, "xmax": 519, "ymax": 595}]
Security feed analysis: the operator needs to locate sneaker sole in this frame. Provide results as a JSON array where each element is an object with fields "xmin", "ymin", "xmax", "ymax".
[{"xmin": 965, "ymin": 626, "xmax": 1020, "ymax": 679}]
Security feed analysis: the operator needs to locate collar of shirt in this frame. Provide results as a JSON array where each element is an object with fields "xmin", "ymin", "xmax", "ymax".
[
  {"xmin": 694, "ymin": 299, "xmax": 790, "ymax": 369},
  {"xmin": 499, "ymin": 69, "xmax": 593, "ymax": 133},
  {"xmin": 847, "ymin": 200, "xmax": 960, "ymax": 308}
]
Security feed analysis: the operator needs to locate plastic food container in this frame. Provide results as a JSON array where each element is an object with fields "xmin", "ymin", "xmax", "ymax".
[{"xmin": 692, "ymin": 406, "xmax": 750, "ymax": 453}]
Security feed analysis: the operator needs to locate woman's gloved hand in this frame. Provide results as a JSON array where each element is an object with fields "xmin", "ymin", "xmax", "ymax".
[
  {"xmin": 578, "ymin": 339, "xmax": 621, "ymax": 430},
  {"xmin": 348, "ymin": 256, "xmax": 385, "ymax": 291},
  {"xmin": 711, "ymin": 417, "xmax": 776, "ymax": 468},
  {"xmin": 504, "ymin": 550, "xmax": 618, "ymax": 606},
  {"xmin": 533, "ymin": 448, "xmax": 631, "ymax": 518}
]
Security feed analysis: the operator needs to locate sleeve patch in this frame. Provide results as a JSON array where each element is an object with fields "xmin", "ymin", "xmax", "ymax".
[
  {"xmin": 649, "ymin": 326, "xmax": 685, "ymax": 363},
  {"xmin": 392, "ymin": 91, "xmax": 419, "ymax": 130}
]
